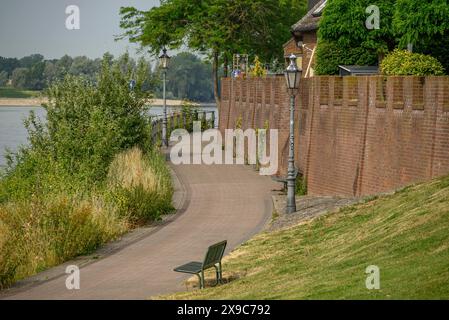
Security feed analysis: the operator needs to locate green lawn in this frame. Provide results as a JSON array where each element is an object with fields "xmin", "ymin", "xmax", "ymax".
[
  {"xmin": 0, "ymin": 87, "xmax": 41, "ymax": 98},
  {"xmin": 163, "ymin": 176, "xmax": 449, "ymax": 300}
]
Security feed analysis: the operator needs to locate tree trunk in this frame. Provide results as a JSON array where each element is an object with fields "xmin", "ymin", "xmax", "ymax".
[{"xmin": 212, "ymin": 50, "xmax": 221, "ymax": 109}]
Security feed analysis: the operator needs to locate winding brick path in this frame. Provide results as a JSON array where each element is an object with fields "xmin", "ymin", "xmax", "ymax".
[{"xmin": 2, "ymin": 144, "xmax": 279, "ymax": 300}]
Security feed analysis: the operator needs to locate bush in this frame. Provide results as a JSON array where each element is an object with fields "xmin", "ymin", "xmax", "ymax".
[
  {"xmin": 315, "ymin": 41, "xmax": 378, "ymax": 75},
  {"xmin": 380, "ymin": 49, "xmax": 445, "ymax": 76}
]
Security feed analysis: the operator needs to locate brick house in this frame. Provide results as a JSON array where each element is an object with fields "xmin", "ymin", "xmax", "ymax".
[{"xmin": 283, "ymin": 0, "xmax": 326, "ymax": 77}]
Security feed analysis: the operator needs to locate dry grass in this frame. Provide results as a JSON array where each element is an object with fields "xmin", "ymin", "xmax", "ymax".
[
  {"xmin": 0, "ymin": 193, "xmax": 127, "ymax": 287},
  {"xmin": 108, "ymin": 148, "xmax": 158, "ymax": 192}
]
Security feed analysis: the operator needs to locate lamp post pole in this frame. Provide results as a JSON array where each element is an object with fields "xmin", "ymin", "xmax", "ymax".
[
  {"xmin": 284, "ymin": 54, "xmax": 302, "ymax": 214},
  {"xmin": 159, "ymin": 47, "xmax": 171, "ymax": 148},
  {"xmin": 286, "ymin": 93, "xmax": 296, "ymax": 213},
  {"xmin": 162, "ymin": 69, "xmax": 167, "ymax": 147}
]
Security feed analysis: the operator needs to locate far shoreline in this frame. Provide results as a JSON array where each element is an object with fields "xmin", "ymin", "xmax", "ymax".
[{"xmin": 0, "ymin": 97, "xmax": 216, "ymax": 107}]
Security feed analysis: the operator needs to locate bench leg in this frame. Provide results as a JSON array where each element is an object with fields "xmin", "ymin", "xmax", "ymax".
[
  {"xmin": 200, "ymin": 270, "xmax": 205, "ymax": 289},
  {"xmin": 213, "ymin": 265, "xmax": 220, "ymax": 286},
  {"xmin": 218, "ymin": 262, "xmax": 223, "ymax": 284},
  {"xmin": 196, "ymin": 273, "xmax": 204, "ymax": 289}
]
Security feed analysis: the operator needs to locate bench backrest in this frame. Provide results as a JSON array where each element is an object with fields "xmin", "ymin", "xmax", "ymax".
[{"xmin": 202, "ymin": 240, "xmax": 227, "ymax": 269}]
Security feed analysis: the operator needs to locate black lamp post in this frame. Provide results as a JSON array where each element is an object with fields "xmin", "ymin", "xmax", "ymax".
[
  {"xmin": 159, "ymin": 47, "xmax": 171, "ymax": 147},
  {"xmin": 284, "ymin": 54, "xmax": 302, "ymax": 213}
]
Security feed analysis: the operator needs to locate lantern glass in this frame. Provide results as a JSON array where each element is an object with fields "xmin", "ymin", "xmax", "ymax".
[
  {"xmin": 284, "ymin": 54, "xmax": 302, "ymax": 90},
  {"xmin": 159, "ymin": 48, "xmax": 170, "ymax": 70},
  {"xmin": 284, "ymin": 71, "xmax": 297, "ymax": 90}
]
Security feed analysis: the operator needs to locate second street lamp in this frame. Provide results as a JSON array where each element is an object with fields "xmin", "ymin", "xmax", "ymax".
[
  {"xmin": 159, "ymin": 47, "xmax": 171, "ymax": 147},
  {"xmin": 284, "ymin": 54, "xmax": 302, "ymax": 214}
]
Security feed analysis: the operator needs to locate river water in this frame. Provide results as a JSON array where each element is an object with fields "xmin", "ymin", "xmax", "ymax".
[{"xmin": 0, "ymin": 104, "xmax": 217, "ymax": 167}]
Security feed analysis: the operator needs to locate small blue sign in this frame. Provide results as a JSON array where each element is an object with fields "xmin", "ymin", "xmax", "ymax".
[{"xmin": 129, "ymin": 79, "xmax": 136, "ymax": 90}]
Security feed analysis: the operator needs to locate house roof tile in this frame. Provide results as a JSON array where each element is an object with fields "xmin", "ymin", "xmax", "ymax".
[{"xmin": 292, "ymin": 0, "xmax": 327, "ymax": 33}]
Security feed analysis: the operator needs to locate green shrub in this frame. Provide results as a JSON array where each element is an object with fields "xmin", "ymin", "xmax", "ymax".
[
  {"xmin": 380, "ymin": 49, "xmax": 445, "ymax": 76},
  {"xmin": 315, "ymin": 41, "xmax": 378, "ymax": 75},
  {"xmin": 180, "ymin": 100, "xmax": 198, "ymax": 133}
]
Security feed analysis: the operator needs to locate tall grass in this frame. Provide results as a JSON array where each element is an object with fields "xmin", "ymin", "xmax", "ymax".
[
  {"xmin": 0, "ymin": 194, "xmax": 127, "ymax": 285},
  {"xmin": 107, "ymin": 148, "xmax": 173, "ymax": 224},
  {"xmin": 0, "ymin": 54, "xmax": 173, "ymax": 289}
]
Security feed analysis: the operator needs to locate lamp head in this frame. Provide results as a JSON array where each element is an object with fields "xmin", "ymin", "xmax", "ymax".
[
  {"xmin": 159, "ymin": 47, "xmax": 170, "ymax": 70},
  {"xmin": 284, "ymin": 54, "xmax": 302, "ymax": 90}
]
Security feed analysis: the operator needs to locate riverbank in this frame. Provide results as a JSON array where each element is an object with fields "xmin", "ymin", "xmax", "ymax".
[
  {"xmin": 0, "ymin": 97, "xmax": 47, "ymax": 106},
  {"xmin": 0, "ymin": 97, "xmax": 209, "ymax": 107}
]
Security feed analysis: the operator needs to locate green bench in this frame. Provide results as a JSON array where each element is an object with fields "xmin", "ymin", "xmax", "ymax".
[{"xmin": 174, "ymin": 240, "xmax": 227, "ymax": 289}]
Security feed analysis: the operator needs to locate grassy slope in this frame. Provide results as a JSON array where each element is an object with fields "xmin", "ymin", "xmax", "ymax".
[
  {"xmin": 165, "ymin": 176, "xmax": 449, "ymax": 300},
  {"xmin": 0, "ymin": 87, "xmax": 41, "ymax": 98}
]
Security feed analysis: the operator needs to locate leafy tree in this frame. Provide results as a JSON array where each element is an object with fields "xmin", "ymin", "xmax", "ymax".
[
  {"xmin": 43, "ymin": 61, "xmax": 58, "ymax": 84},
  {"xmin": 0, "ymin": 57, "xmax": 19, "ymax": 76},
  {"xmin": 11, "ymin": 68, "xmax": 29, "ymax": 88},
  {"xmin": 393, "ymin": 0, "xmax": 449, "ymax": 72},
  {"xmin": 319, "ymin": 0, "xmax": 396, "ymax": 54},
  {"xmin": 19, "ymin": 54, "xmax": 44, "ymax": 69},
  {"xmin": 26, "ymin": 61, "xmax": 46, "ymax": 90},
  {"xmin": 162, "ymin": 52, "xmax": 214, "ymax": 102},
  {"xmin": 69, "ymin": 56, "xmax": 101, "ymax": 82},
  {"xmin": 0, "ymin": 71, "xmax": 8, "ymax": 86},
  {"xmin": 393, "ymin": 0, "xmax": 449, "ymax": 48},
  {"xmin": 3, "ymin": 53, "xmax": 151, "ymax": 91},
  {"xmin": 316, "ymin": 0, "xmax": 396, "ymax": 74},
  {"xmin": 119, "ymin": 0, "xmax": 307, "ymax": 105},
  {"xmin": 116, "ymin": 53, "xmax": 137, "ymax": 76},
  {"xmin": 137, "ymin": 57, "xmax": 159, "ymax": 93},
  {"xmin": 55, "ymin": 54, "xmax": 73, "ymax": 78}
]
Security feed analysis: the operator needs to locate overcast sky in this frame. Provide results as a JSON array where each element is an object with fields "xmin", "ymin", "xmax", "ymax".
[{"xmin": 0, "ymin": 0, "xmax": 160, "ymax": 60}]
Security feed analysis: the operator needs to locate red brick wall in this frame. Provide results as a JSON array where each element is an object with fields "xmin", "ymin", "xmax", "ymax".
[
  {"xmin": 220, "ymin": 75, "xmax": 449, "ymax": 197},
  {"xmin": 283, "ymin": 38, "xmax": 301, "ymax": 57}
]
